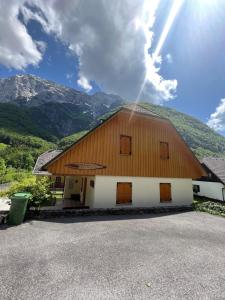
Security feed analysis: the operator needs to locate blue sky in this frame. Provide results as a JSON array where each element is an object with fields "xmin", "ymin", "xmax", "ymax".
[{"xmin": 1, "ymin": 0, "xmax": 225, "ymax": 133}]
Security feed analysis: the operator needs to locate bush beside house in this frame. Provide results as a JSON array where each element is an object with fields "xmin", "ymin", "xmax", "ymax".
[
  {"xmin": 7, "ymin": 176, "xmax": 55, "ymax": 210},
  {"xmin": 193, "ymin": 197, "xmax": 225, "ymax": 218}
]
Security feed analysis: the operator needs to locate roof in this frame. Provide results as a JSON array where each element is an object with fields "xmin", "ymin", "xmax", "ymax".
[
  {"xmin": 35, "ymin": 104, "xmax": 167, "ymax": 172},
  {"xmin": 201, "ymin": 157, "xmax": 225, "ymax": 183},
  {"xmin": 124, "ymin": 103, "xmax": 161, "ymax": 118},
  {"xmin": 33, "ymin": 150, "xmax": 62, "ymax": 175}
]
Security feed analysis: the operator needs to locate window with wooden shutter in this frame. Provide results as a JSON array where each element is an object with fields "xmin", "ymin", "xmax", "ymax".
[
  {"xmin": 160, "ymin": 183, "xmax": 172, "ymax": 202},
  {"xmin": 160, "ymin": 142, "xmax": 169, "ymax": 159},
  {"xmin": 116, "ymin": 182, "xmax": 132, "ymax": 204},
  {"xmin": 120, "ymin": 135, "xmax": 131, "ymax": 155}
]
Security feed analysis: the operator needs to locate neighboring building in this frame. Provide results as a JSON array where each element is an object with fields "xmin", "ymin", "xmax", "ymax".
[
  {"xmin": 193, "ymin": 157, "xmax": 225, "ymax": 201},
  {"xmin": 33, "ymin": 104, "xmax": 205, "ymax": 209}
]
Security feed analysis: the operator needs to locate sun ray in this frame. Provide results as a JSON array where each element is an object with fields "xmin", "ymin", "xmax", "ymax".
[{"xmin": 130, "ymin": 0, "xmax": 184, "ymax": 121}]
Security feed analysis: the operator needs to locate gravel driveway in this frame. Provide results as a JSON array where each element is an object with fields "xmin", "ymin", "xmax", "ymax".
[{"xmin": 1, "ymin": 211, "xmax": 225, "ymax": 300}]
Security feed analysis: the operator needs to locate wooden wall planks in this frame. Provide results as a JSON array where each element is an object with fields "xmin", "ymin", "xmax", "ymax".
[{"xmin": 47, "ymin": 110, "xmax": 205, "ymax": 179}]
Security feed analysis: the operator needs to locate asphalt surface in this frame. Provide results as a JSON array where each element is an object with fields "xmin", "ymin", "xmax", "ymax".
[{"xmin": 1, "ymin": 211, "xmax": 225, "ymax": 300}]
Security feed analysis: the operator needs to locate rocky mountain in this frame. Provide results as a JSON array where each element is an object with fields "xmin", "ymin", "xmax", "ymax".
[
  {"xmin": 0, "ymin": 74, "xmax": 124, "ymax": 137},
  {"xmin": 0, "ymin": 74, "xmax": 123, "ymax": 117}
]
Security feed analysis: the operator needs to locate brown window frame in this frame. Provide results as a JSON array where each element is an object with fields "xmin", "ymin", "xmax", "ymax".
[
  {"xmin": 116, "ymin": 182, "xmax": 132, "ymax": 205},
  {"xmin": 160, "ymin": 141, "xmax": 169, "ymax": 160},
  {"xmin": 160, "ymin": 183, "xmax": 172, "ymax": 203},
  {"xmin": 120, "ymin": 135, "xmax": 132, "ymax": 155}
]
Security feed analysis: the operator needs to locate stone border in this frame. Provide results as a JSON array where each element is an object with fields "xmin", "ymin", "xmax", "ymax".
[{"xmin": 24, "ymin": 205, "xmax": 193, "ymax": 220}]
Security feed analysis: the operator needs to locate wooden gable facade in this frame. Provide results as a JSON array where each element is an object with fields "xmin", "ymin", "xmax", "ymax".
[{"xmin": 44, "ymin": 107, "xmax": 205, "ymax": 179}]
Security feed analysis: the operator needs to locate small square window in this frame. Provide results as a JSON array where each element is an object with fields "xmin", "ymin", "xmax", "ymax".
[
  {"xmin": 120, "ymin": 135, "xmax": 131, "ymax": 155},
  {"xmin": 193, "ymin": 185, "xmax": 200, "ymax": 193},
  {"xmin": 90, "ymin": 180, "xmax": 95, "ymax": 188},
  {"xmin": 160, "ymin": 142, "xmax": 169, "ymax": 160}
]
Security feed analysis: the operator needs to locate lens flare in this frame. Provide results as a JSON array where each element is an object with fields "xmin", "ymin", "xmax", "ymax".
[
  {"xmin": 153, "ymin": 0, "xmax": 184, "ymax": 62},
  {"xmin": 131, "ymin": 0, "xmax": 184, "ymax": 120}
]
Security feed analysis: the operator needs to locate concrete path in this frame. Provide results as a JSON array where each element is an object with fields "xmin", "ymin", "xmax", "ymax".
[
  {"xmin": 0, "ymin": 197, "xmax": 10, "ymax": 211},
  {"xmin": 1, "ymin": 211, "xmax": 225, "ymax": 299}
]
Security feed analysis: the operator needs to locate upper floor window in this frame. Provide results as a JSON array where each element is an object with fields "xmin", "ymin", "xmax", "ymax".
[
  {"xmin": 160, "ymin": 142, "xmax": 169, "ymax": 160},
  {"xmin": 120, "ymin": 135, "xmax": 131, "ymax": 155}
]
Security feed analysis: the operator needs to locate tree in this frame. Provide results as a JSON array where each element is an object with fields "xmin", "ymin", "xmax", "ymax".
[{"xmin": 0, "ymin": 158, "xmax": 6, "ymax": 176}]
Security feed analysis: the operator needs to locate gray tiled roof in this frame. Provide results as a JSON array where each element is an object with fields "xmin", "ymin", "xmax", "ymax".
[
  {"xmin": 202, "ymin": 157, "xmax": 225, "ymax": 183},
  {"xmin": 123, "ymin": 104, "xmax": 161, "ymax": 117},
  {"xmin": 33, "ymin": 150, "xmax": 62, "ymax": 175}
]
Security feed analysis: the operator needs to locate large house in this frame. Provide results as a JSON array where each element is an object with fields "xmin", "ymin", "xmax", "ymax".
[
  {"xmin": 33, "ymin": 104, "xmax": 205, "ymax": 209},
  {"xmin": 193, "ymin": 157, "xmax": 225, "ymax": 201}
]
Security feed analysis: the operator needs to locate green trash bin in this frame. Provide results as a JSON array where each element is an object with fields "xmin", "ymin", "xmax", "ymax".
[{"xmin": 8, "ymin": 193, "xmax": 32, "ymax": 225}]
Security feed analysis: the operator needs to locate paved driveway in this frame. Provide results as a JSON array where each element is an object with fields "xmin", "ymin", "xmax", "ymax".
[{"xmin": 1, "ymin": 212, "xmax": 225, "ymax": 300}]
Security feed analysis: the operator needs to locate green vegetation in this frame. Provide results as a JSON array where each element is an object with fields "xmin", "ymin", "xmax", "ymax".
[
  {"xmin": 0, "ymin": 129, "xmax": 56, "ymax": 182},
  {"xmin": 141, "ymin": 103, "xmax": 225, "ymax": 159},
  {"xmin": 58, "ymin": 130, "xmax": 88, "ymax": 149},
  {"xmin": 0, "ymin": 168, "xmax": 31, "ymax": 185},
  {"xmin": 193, "ymin": 197, "xmax": 225, "ymax": 218},
  {"xmin": 7, "ymin": 176, "xmax": 55, "ymax": 209}
]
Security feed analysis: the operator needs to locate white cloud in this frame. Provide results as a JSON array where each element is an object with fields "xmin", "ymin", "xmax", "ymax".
[
  {"xmin": 77, "ymin": 75, "xmax": 92, "ymax": 92},
  {"xmin": 0, "ymin": 0, "xmax": 45, "ymax": 69},
  {"xmin": 207, "ymin": 99, "xmax": 225, "ymax": 131},
  {"xmin": 0, "ymin": 0, "xmax": 178, "ymax": 103}
]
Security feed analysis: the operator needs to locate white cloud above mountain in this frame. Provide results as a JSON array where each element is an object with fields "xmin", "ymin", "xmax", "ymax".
[
  {"xmin": 207, "ymin": 99, "xmax": 225, "ymax": 132},
  {"xmin": 0, "ymin": 0, "xmax": 177, "ymax": 103},
  {"xmin": 0, "ymin": 0, "xmax": 44, "ymax": 69}
]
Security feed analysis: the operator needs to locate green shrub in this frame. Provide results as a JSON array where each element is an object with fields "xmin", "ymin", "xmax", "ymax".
[
  {"xmin": 7, "ymin": 176, "xmax": 55, "ymax": 210},
  {"xmin": 193, "ymin": 197, "xmax": 225, "ymax": 218},
  {"xmin": 0, "ymin": 168, "xmax": 31, "ymax": 184}
]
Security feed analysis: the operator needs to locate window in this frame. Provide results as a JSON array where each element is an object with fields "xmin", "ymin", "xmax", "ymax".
[
  {"xmin": 193, "ymin": 184, "xmax": 200, "ymax": 193},
  {"xmin": 160, "ymin": 183, "xmax": 172, "ymax": 202},
  {"xmin": 90, "ymin": 180, "xmax": 95, "ymax": 188},
  {"xmin": 160, "ymin": 142, "xmax": 169, "ymax": 159},
  {"xmin": 55, "ymin": 176, "xmax": 61, "ymax": 183},
  {"xmin": 120, "ymin": 135, "xmax": 131, "ymax": 155},
  {"xmin": 116, "ymin": 182, "xmax": 132, "ymax": 204}
]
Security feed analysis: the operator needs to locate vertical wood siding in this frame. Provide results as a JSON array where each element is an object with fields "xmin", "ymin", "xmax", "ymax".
[{"xmin": 47, "ymin": 110, "xmax": 205, "ymax": 179}]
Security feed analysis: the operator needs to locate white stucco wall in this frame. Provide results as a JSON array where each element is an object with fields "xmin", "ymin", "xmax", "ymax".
[
  {"xmin": 193, "ymin": 180, "xmax": 224, "ymax": 201},
  {"xmin": 93, "ymin": 176, "xmax": 193, "ymax": 208}
]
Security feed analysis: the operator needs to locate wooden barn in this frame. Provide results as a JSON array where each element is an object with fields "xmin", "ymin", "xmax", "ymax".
[{"xmin": 33, "ymin": 104, "xmax": 205, "ymax": 209}]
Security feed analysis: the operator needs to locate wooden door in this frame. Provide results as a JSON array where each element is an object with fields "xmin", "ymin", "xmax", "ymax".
[
  {"xmin": 160, "ymin": 183, "xmax": 172, "ymax": 202},
  {"xmin": 82, "ymin": 177, "xmax": 87, "ymax": 205},
  {"xmin": 117, "ymin": 182, "xmax": 132, "ymax": 204}
]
